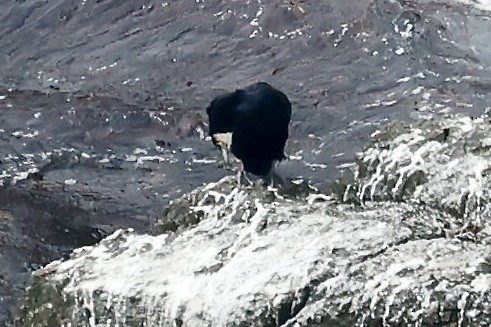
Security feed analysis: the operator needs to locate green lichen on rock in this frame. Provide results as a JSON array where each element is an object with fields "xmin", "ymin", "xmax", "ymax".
[{"xmin": 14, "ymin": 275, "xmax": 74, "ymax": 327}]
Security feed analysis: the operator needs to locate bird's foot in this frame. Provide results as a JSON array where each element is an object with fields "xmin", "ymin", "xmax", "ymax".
[
  {"xmin": 218, "ymin": 162, "xmax": 234, "ymax": 170},
  {"xmin": 237, "ymin": 170, "xmax": 255, "ymax": 187}
]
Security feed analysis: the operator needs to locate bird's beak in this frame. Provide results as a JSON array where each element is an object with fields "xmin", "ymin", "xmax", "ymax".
[{"xmin": 212, "ymin": 133, "xmax": 232, "ymax": 164}]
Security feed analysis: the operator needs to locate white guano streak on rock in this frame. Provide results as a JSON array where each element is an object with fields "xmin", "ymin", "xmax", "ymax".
[{"xmin": 50, "ymin": 184, "xmax": 381, "ymax": 326}]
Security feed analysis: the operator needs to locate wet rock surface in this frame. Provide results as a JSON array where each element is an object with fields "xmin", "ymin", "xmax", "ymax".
[{"xmin": 1, "ymin": 0, "xmax": 491, "ymax": 324}]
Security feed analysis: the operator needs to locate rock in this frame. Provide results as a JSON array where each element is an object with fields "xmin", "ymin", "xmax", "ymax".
[
  {"xmin": 3, "ymin": 0, "xmax": 491, "ymax": 325},
  {"xmin": 336, "ymin": 115, "xmax": 491, "ymax": 229},
  {"xmin": 15, "ymin": 172, "xmax": 491, "ymax": 326}
]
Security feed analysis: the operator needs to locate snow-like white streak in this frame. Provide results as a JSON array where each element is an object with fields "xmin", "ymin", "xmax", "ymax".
[
  {"xmin": 32, "ymin": 172, "xmax": 491, "ymax": 326},
  {"xmin": 458, "ymin": 0, "xmax": 491, "ymax": 11},
  {"xmin": 353, "ymin": 116, "xmax": 491, "ymax": 226},
  {"xmin": 49, "ymin": 184, "xmax": 346, "ymax": 326}
]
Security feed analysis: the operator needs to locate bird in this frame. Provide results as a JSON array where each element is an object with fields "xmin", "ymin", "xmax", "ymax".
[{"xmin": 206, "ymin": 82, "xmax": 292, "ymax": 185}]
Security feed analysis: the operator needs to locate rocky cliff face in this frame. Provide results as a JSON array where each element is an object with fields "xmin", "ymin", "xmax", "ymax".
[
  {"xmin": 2, "ymin": 0, "xmax": 491, "ymax": 325},
  {"xmin": 15, "ymin": 116, "xmax": 491, "ymax": 326}
]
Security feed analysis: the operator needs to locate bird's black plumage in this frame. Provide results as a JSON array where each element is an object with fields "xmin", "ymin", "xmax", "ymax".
[{"xmin": 206, "ymin": 82, "xmax": 292, "ymax": 176}]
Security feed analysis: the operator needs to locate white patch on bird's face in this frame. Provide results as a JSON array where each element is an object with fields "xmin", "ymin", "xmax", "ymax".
[
  {"xmin": 213, "ymin": 133, "xmax": 232, "ymax": 150},
  {"xmin": 213, "ymin": 132, "xmax": 232, "ymax": 164}
]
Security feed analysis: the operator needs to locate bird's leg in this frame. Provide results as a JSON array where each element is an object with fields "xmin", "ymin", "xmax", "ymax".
[
  {"xmin": 267, "ymin": 169, "xmax": 277, "ymax": 189},
  {"xmin": 220, "ymin": 146, "xmax": 230, "ymax": 166},
  {"xmin": 266, "ymin": 161, "xmax": 285, "ymax": 189},
  {"xmin": 236, "ymin": 168, "xmax": 242, "ymax": 185},
  {"xmin": 237, "ymin": 162, "xmax": 254, "ymax": 186},
  {"xmin": 243, "ymin": 171, "xmax": 254, "ymax": 185},
  {"xmin": 265, "ymin": 168, "xmax": 274, "ymax": 188}
]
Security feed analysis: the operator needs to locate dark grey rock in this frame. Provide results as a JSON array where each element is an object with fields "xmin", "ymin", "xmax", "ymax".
[{"xmin": 1, "ymin": 0, "xmax": 491, "ymax": 325}]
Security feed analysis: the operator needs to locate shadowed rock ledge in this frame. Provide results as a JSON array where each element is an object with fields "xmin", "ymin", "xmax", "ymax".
[{"xmin": 14, "ymin": 115, "xmax": 491, "ymax": 327}]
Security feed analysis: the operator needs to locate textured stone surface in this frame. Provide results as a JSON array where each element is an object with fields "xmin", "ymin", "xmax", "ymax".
[
  {"xmin": 3, "ymin": 0, "xmax": 491, "ymax": 325},
  {"xmin": 15, "ymin": 173, "xmax": 491, "ymax": 326},
  {"xmin": 337, "ymin": 116, "xmax": 491, "ymax": 231}
]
